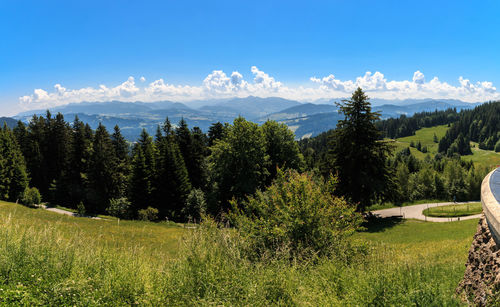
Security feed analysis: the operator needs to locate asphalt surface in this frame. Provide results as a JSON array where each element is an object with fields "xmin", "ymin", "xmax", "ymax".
[{"xmin": 371, "ymin": 201, "xmax": 482, "ymax": 222}]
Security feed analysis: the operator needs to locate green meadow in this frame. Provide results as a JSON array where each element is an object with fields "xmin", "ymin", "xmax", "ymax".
[
  {"xmin": 423, "ymin": 202, "xmax": 482, "ymax": 218},
  {"xmin": 0, "ymin": 200, "xmax": 477, "ymax": 305}
]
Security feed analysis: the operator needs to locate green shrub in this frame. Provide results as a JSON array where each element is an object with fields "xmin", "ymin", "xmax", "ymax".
[
  {"xmin": 20, "ymin": 187, "xmax": 41, "ymax": 207},
  {"xmin": 138, "ymin": 206, "xmax": 159, "ymax": 221},
  {"xmin": 182, "ymin": 189, "xmax": 206, "ymax": 222},
  {"xmin": 229, "ymin": 169, "xmax": 364, "ymax": 261},
  {"xmin": 106, "ymin": 197, "xmax": 132, "ymax": 219},
  {"xmin": 77, "ymin": 201, "xmax": 86, "ymax": 216}
]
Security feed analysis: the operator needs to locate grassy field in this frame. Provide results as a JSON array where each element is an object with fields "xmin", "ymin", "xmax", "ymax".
[
  {"xmin": 422, "ymin": 202, "xmax": 482, "ymax": 217},
  {"xmin": 388, "ymin": 125, "xmax": 500, "ymax": 169},
  {"xmin": 367, "ymin": 198, "xmax": 448, "ymax": 211},
  {"xmin": 462, "ymin": 142, "xmax": 500, "ymax": 169},
  {"xmin": 0, "ymin": 200, "xmax": 477, "ymax": 305}
]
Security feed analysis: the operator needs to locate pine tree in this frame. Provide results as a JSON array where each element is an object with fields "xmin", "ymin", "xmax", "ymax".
[{"xmin": 325, "ymin": 88, "xmax": 392, "ymax": 211}]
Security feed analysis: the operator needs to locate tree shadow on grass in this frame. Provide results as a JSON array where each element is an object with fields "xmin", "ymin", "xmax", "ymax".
[{"xmin": 361, "ymin": 213, "xmax": 404, "ymax": 233}]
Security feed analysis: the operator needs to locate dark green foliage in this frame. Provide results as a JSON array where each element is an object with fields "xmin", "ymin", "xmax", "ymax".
[
  {"xmin": 154, "ymin": 119, "xmax": 192, "ymax": 221},
  {"xmin": 175, "ymin": 119, "xmax": 207, "ymax": 189},
  {"xmin": 389, "ymin": 148, "xmax": 487, "ymax": 203},
  {"xmin": 106, "ymin": 197, "xmax": 132, "ymax": 219},
  {"xmin": 129, "ymin": 129, "xmax": 156, "ymax": 213},
  {"xmin": 376, "ymin": 108, "xmax": 459, "ymax": 139},
  {"xmin": 208, "ymin": 117, "xmax": 270, "ymax": 214},
  {"xmin": 207, "ymin": 122, "xmax": 226, "ymax": 147},
  {"xmin": 261, "ymin": 120, "xmax": 305, "ymax": 184},
  {"xmin": 85, "ymin": 123, "xmax": 118, "ymax": 213},
  {"xmin": 325, "ymin": 88, "xmax": 393, "ymax": 211},
  {"xmin": 438, "ymin": 101, "xmax": 500, "ymax": 153},
  {"xmin": 0, "ymin": 124, "xmax": 29, "ymax": 202},
  {"xmin": 111, "ymin": 125, "xmax": 130, "ymax": 198}
]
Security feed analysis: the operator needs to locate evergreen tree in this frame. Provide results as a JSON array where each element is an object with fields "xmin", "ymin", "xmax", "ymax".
[
  {"xmin": 325, "ymin": 88, "xmax": 392, "ymax": 211},
  {"xmin": 129, "ymin": 129, "xmax": 156, "ymax": 214},
  {"xmin": 0, "ymin": 124, "xmax": 29, "ymax": 202},
  {"xmin": 85, "ymin": 123, "xmax": 117, "ymax": 213},
  {"xmin": 155, "ymin": 120, "xmax": 191, "ymax": 220},
  {"xmin": 207, "ymin": 122, "xmax": 225, "ymax": 147},
  {"xmin": 65, "ymin": 116, "xmax": 93, "ymax": 207},
  {"xmin": 111, "ymin": 125, "xmax": 130, "ymax": 198}
]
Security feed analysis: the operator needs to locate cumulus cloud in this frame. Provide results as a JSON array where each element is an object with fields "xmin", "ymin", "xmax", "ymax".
[{"xmin": 19, "ymin": 68, "xmax": 500, "ymax": 110}]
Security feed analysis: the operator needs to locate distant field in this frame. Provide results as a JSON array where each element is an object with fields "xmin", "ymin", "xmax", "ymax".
[
  {"xmin": 462, "ymin": 142, "xmax": 500, "ymax": 169},
  {"xmin": 422, "ymin": 202, "xmax": 482, "ymax": 217},
  {"xmin": 0, "ymin": 200, "xmax": 477, "ymax": 305},
  {"xmin": 387, "ymin": 125, "xmax": 500, "ymax": 169}
]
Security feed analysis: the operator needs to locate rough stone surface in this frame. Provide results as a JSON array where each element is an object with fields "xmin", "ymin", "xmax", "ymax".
[{"xmin": 456, "ymin": 215, "xmax": 500, "ymax": 306}]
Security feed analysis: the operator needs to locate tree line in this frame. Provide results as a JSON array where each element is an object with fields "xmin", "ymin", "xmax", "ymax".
[{"xmin": 1, "ymin": 112, "xmax": 305, "ymax": 221}]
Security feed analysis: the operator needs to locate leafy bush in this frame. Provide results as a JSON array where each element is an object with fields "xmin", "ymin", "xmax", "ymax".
[
  {"xmin": 182, "ymin": 189, "xmax": 207, "ymax": 222},
  {"xmin": 77, "ymin": 201, "xmax": 86, "ymax": 216},
  {"xmin": 20, "ymin": 187, "xmax": 41, "ymax": 207},
  {"xmin": 138, "ymin": 206, "xmax": 158, "ymax": 221},
  {"xmin": 106, "ymin": 197, "xmax": 132, "ymax": 219},
  {"xmin": 229, "ymin": 169, "xmax": 364, "ymax": 261}
]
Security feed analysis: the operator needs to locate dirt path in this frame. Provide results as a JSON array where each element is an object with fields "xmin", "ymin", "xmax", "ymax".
[
  {"xmin": 40, "ymin": 205, "xmax": 102, "ymax": 219},
  {"xmin": 371, "ymin": 201, "xmax": 482, "ymax": 222}
]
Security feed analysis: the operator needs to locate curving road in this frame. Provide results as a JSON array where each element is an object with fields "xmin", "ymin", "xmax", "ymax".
[{"xmin": 371, "ymin": 201, "xmax": 482, "ymax": 222}]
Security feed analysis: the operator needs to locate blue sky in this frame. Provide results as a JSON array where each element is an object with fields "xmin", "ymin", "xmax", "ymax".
[{"xmin": 1, "ymin": 0, "xmax": 500, "ymax": 115}]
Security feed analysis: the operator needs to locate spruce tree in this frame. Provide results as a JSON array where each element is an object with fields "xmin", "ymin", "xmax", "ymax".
[
  {"xmin": 155, "ymin": 120, "xmax": 191, "ymax": 220},
  {"xmin": 129, "ymin": 129, "xmax": 156, "ymax": 214},
  {"xmin": 0, "ymin": 124, "xmax": 29, "ymax": 202},
  {"xmin": 111, "ymin": 125, "xmax": 130, "ymax": 198},
  {"xmin": 325, "ymin": 88, "xmax": 392, "ymax": 211},
  {"xmin": 86, "ymin": 123, "xmax": 116, "ymax": 213}
]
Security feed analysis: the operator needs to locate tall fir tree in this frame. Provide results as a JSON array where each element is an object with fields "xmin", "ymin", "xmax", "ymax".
[
  {"xmin": 325, "ymin": 88, "xmax": 392, "ymax": 211},
  {"xmin": 85, "ymin": 123, "xmax": 117, "ymax": 213},
  {"xmin": 111, "ymin": 125, "xmax": 130, "ymax": 199},
  {"xmin": 155, "ymin": 119, "xmax": 191, "ymax": 220},
  {"xmin": 129, "ymin": 129, "xmax": 156, "ymax": 214},
  {"xmin": 0, "ymin": 124, "xmax": 29, "ymax": 202}
]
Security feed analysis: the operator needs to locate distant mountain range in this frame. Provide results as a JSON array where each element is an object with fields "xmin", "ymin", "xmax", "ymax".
[
  {"xmin": 12, "ymin": 96, "xmax": 479, "ymax": 140},
  {"xmin": 0, "ymin": 117, "xmax": 18, "ymax": 128}
]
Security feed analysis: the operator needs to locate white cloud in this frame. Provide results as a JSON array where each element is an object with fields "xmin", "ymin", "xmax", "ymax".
[{"xmin": 19, "ymin": 68, "xmax": 500, "ymax": 110}]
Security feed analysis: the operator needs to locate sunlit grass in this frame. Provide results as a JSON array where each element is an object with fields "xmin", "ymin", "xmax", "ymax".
[
  {"xmin": 0, "ymin": 200, "xmax": 477, "ymax": 305},
  {"xmin": 422, "ymin": 202, "xmax": 482, "ymax": 217}
]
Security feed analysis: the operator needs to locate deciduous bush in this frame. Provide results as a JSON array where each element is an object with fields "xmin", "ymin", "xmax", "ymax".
[
  {"xmin": 20, "ymin": 187, "xmax": 41, "ymax": 207},
  {"xmin": 229, "ymin": 169, "xmax": 364, "ymax": 261},
  {"xmin": 138, "ymin": 206, "xmax": 159, "ymax": 221},
  {"xmin": 182, "ymin": 189, "xmax": 206, "ymax": 222},
  {"xmin": 106, "ymin": 197, "xmax": 132, "ymax": 219}
]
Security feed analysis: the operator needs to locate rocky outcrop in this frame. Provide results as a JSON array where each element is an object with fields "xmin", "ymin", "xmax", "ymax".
[{"xmin": 456, "ymin": 215, "xmax": 500, "ymax": 306}]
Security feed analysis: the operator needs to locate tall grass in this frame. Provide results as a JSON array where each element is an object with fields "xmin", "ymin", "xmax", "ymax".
[{"xmin": 0, "ymin": 202, "xmax": 475, "ymax": 305}]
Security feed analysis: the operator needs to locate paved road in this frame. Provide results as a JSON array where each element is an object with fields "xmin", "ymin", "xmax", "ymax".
[
  {"xmin": 371, "ymin": 201, "xmax": 482, "ymax": 222},
  {"xmin": 41, "ymin": 205, "xmax": 101, "ymax": 219}
]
